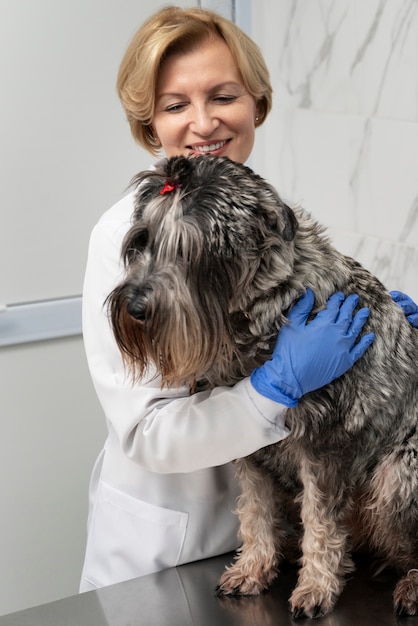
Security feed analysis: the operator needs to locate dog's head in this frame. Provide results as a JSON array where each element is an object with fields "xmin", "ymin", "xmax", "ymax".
[{"xmin": 107, "ymin": 155, "xmax": 298, "ymax": 389}]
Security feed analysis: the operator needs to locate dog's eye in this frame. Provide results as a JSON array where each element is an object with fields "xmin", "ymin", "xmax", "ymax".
[
  {"xmin": 131, "ymin": 227, "xmax": 149, "ymax": 252},
  {"xmin": 123, "ymin": 226, "xmax": 149, "ymax": 265}
]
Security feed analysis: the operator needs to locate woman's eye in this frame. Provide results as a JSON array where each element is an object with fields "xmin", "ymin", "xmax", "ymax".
[
  {"xmin": 214, "ymin": 95, "xmax": 236, "ymax": 103},
  {"xmin": 165, "ymin": 103, "xmax": 186, "ymax": 113}
]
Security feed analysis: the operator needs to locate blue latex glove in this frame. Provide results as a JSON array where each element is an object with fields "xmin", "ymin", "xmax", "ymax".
[
  {"xmin": 250, "ymin": 289, "xmax": 375, "ymax": 407},
  {"xmin": 390, "ymin": 290, "xmax": 418, "ymax": 328}
]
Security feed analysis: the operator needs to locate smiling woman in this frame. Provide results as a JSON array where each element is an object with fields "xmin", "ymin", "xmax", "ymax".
[
  {"xmin": 116, "ymin": 5, "xmax": 272, "ymax": 156},
  {"xmin": 152, "ymin": 39, "xmax": 258, "ymax": 163},
  {"xmin": 80, "ymin": 6, "xmax": 279, "ymax": 593}
]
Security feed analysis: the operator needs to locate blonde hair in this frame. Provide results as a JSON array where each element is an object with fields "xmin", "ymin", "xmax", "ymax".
[{"xmin": 117, "ymin": 5, "xmax": 272, "ymax": 155}]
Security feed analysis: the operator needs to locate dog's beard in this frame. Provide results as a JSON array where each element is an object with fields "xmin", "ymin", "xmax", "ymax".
[
  {"xmin": 106, "ymin": 154, "xmax": 301, "ymax": 390},
  {"xmin": 108, "ymin": 264, "xmax": 246, "ymax": 389}
]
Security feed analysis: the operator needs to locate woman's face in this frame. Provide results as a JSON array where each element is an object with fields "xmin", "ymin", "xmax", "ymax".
[{"xmin": 152, "ymin": 37, "xmax": 258, "ymax": 164}]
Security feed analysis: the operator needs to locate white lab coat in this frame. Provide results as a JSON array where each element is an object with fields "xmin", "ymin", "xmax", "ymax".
[{"xmin": 79, "ymin": 188, "xmax": 290, "ymax": 592}]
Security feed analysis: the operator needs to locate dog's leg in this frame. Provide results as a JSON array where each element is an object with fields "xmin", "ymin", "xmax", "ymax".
[
  {"xmin": 393, "ymin": 570, "xmax": 418, "ymax": 616},
  {"xmin": 366, "ymin": 449, "xmax": 418, "ymax": 616},
  {"xmin": 289, "ymin": 458, "xmax": 354, "ymax": 618},
  {"xmin": 216, "ymin": 459, "xmax": 284, "ymax": 596}
]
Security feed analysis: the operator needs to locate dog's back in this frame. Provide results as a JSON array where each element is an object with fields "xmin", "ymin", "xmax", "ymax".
[
  {"xmin": 220, "ymin": 204, "xmax": 418, "ymax": 616},
  {"xmin": 250, "ymin": 204, "xmax": 418, "ymax": 564}
]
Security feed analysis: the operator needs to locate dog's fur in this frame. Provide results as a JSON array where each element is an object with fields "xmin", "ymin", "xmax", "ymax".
[{"xmin": 108, "ymin": 155, "xmax": 418, "ymax": 618}]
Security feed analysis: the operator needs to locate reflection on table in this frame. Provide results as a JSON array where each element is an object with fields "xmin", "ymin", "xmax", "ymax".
[{"xmin": 0, "ymin": 551, "xmax": 413, "ymax": 625}]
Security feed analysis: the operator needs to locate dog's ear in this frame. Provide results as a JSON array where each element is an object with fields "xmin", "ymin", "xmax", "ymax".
[
  {"xmin": 258, "ymin": 178, "xmax": 298, "ymax": 243},
  {"xmin": 281, "ymin": 202, "xmax": 298, "ymax": 242}
]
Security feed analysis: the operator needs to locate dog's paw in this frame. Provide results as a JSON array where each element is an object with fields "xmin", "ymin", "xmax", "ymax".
[
  {"xmin": 289, "ymin": 584, "xmax": 336, "ymax": 619},
  {"xmin": 216, "ymin": 562, "xmax": 276, "ymax": 597},
  {"xmin": 393, "ymin": 569, "xmax": 418, "ymax": 616}
]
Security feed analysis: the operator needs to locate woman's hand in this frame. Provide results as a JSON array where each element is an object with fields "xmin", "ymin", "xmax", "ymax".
[
  {"xmin": 390, "ymin": 291, "xmax": 418, "ymax": 328},
  {"xmin": 250, "ymin": 289, "xmax": 375, "ymax": 407}
]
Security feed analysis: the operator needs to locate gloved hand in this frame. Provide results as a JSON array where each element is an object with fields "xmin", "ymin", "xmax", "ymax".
[
  {"xmin": 250, "ymin": 289, "xmax": 375, "ymax": 407},
  {"xmin": 390, "ymin": 290, "xmax": 418, "ymax": 328}
]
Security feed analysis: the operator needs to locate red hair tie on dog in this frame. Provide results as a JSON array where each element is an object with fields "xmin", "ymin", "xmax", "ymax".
[{"xmin": 160, "ymin": 180, "xmax": 181, "ymax": 195}]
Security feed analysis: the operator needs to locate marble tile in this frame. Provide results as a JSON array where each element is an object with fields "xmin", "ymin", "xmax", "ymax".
[
  {"xmin": 253, "ymin": 0, "xmax": 418, "ymax": 121},
  {"xmin": 351, "ymin": 0, "xmax": 418, "ymax": 122},
  {"xmin": 254, "ymin": 108, "xmax": 418, "ymax": 296},
  {"xmin": 253, "ymin": 109, "xmax": 371, "ymax": 231},
  {"xmin": 330, "ymin": 230, "xmax": 418, "ymax": 301},
  {"xmin": 350, "ymin": 117, "xmax": 418, "ymax": 244},
  {"xmin": 251, "ymin": 0, "xmax": 418, "ymax": 301}
]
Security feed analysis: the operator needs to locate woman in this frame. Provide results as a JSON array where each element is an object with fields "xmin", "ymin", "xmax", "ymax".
[{"xmin": 80, "ymin": 6, "xmax": 417, "ymax": 592}]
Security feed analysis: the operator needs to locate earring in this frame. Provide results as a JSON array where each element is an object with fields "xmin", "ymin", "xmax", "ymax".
[
  {"xmin": 255, "ymin": 116, "xmax": 259, "ymax": 123},
  {"xmin": 149, "ymin": 126, "xmax": 160, "ymax": 145}
]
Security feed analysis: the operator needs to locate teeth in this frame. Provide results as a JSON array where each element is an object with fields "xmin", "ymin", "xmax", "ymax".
[{"xmin": 193, "ymin": 141, "xmax": 226, "ymax": 153}]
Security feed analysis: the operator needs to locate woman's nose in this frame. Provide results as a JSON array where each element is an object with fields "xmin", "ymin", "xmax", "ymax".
[{"xmin": 189, "ymin": 105, "xmax": 219, "ymax": 136}]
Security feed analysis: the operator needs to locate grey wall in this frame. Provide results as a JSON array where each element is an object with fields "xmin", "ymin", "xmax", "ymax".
[
  {"xmin": 1, "ymin": 1, "xmax": 155, "ymax": 304},
  {"xmin": 0, "ymin": 0, "xmax": 197, "ymax": 615}
]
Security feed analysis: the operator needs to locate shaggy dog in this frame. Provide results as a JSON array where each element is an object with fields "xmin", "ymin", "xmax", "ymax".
[{"xmin": 108, "ymin": 155, "xmax": 418, "ymax": 618}]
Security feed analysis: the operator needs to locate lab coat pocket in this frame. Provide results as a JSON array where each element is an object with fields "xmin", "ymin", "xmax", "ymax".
[{"xmin": 81, "ymin": 481, "xmax": 189, "ymax": 590}]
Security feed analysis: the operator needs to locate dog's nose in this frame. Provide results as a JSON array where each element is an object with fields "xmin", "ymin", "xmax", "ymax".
[{"xmin": 127, "ymin": 297, "xmax": 147, "ymax": 321}]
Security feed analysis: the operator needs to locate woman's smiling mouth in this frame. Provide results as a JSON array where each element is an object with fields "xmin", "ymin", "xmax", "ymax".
[{"xmin": 188, "ymin": 139, "xmax": 231, "ymax": 154}]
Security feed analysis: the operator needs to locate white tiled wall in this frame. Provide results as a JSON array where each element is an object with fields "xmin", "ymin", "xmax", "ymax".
[{"xmin": 251, "ymin": 0, "xmax": 418, "ymax": 299}]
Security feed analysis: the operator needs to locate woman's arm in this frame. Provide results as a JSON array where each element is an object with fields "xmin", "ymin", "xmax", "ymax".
[
  {"xmin": 83, "ymin": 194, "xmax": 375, "ymax": 475},
  {"xmin": 82, "ymin": 201, "xmax": 289, "ymax": 475}
]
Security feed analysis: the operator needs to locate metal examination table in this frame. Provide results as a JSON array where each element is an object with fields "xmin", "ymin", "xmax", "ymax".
[{"xmin": 0, "ymin": 552, "xmax": 414, "ymax": 625}]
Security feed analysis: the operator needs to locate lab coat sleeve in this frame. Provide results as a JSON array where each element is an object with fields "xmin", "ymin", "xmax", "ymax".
[{"xmin": 82, "ymin": 197, "xmax": 290, "ymax": 475}]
